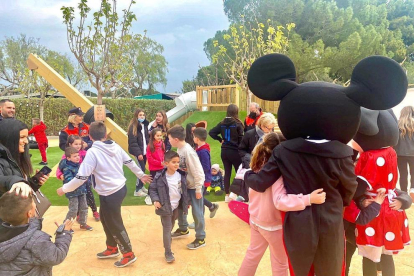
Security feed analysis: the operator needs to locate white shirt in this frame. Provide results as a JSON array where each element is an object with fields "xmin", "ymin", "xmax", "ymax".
[
  {"xmin": 141, "ymin": 126, "xmax": 147, "ymax": 155},
  {"xmin": 166, "ymin": 171, "xmax": 182, "ymax": 210}
]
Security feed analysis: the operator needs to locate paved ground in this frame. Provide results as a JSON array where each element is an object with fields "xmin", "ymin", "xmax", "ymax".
[{"xmin": 43, "ymin": 202, "xmax": 414, "ymax": 276}]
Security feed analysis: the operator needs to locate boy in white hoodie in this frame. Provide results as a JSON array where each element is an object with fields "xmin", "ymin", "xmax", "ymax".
[{"xmin": 57, "ymin": 121, "xmax": 152, "ymax": 268}]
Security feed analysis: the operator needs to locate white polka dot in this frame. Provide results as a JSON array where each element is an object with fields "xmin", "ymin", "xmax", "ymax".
[
  {"xmin": 405, "ymin": 219, "xmax": 409, "ymax": 228},
  {"xmin": 366, "ymin": 227, "xmax": 375, "ymax": 237},
  {"xmin": 376, "ymin": 157, "xmax": 385, "ymax": 167},
  {"xmin": 355, "ymin": 228, "xmax": 358, "ymax": 237},
  {"xmin": 386, "ymin": 232, "xmax": 395, "ymax": 241},
  {"xmin": 388, "ymin": 173, "xmax": 393, "ymax": 182}
]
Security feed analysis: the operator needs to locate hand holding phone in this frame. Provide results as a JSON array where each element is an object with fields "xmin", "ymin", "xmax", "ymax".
[{"xmin": 32, "ymin": 166, "xmax": 52, "ymax": 185}]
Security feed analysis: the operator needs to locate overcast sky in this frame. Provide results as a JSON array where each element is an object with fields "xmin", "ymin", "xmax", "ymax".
[{"xmin": 0, "ymin": 0, "xmax": 229, "ymax": 93}]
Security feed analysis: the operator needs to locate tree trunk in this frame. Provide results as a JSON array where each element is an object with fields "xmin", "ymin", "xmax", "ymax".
[
  {"xmin": 246, "ymin": 89, "xmax": 252, "ymax": 112},
  {"xmin": 97, "ymin": 87, "xmax": 103, "ymax": 105},
  {"xmin": 39, "ymin": 99, "xmax": 44, "ymax": 122}
]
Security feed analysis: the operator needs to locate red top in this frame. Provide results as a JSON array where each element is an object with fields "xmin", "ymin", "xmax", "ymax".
[
  {"xmin": 28, "ymin": 122, "xmax": 48, "ymax": 144},
  {"xmin": 245, "ymin": 111, "xmax": 263, "ymax": 127},
  {"xmin": 146, "ymin": 140, "xmax": 165, "ymax": 171}
]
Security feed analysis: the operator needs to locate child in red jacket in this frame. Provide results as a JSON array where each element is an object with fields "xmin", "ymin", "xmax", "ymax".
[
  {"xmin": 146, "ymin": 128, "xmax": 165, "ymax": 178},
  {"xmin": 29, "ymin": 118, "xmax": 48, "ymax": 165}
]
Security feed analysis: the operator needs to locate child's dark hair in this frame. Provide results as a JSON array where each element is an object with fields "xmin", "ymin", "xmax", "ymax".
[
  {"xmin": 185, "ymin": 123, "xmax": 196, "ymax": 148},
  {"xmin": 193, "ymin": 127, "xmax": 207, "ymax": 142},
  {"xmin": 222, "ymin": 104, "xmax": 243, "ymax": 124},
  {"xmin": 164, "ymin": 150, "xmax": 179, "ymax": 162},
  {"xmin": 65, "ymin": 135, "xmax": 83, "ymax": 149},
  {"xmin": 0, "ymin": 192, "xmax": 33, "ymax": 226},
  {"xmin": 250, "ymin": 133, "xmax": 280, "ymax": 172},
  {"xmin": 167, "ymin": 125, "xmax": 186, "ymax": 141},
  {"xmin": 89, "ymin": 121, "xmax": 106, "ymax": 141},
  {"xmin": 149, "ymin": 128, "xmax": 165, "ymax": 153},
  {"xmin": 65, "ymin": 147, "xmax": 79, "ymax": 158}
]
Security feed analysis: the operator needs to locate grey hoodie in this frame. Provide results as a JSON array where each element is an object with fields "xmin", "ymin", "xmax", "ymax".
[{"xmin": 0, "ymin": 218, "xmax": 72, "ymax": 275}]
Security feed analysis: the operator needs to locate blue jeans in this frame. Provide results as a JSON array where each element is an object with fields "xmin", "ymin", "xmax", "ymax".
[{"xmin": 178, "ymin": 189, "xmax": 206, "ymax": 240}]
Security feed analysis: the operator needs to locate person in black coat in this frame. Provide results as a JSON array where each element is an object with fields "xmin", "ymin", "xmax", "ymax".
[
  {"xmin": 0, "ymin": 119, "xmax": 48, "ymax": 198},
  {"xmin": 238, "ymin": 113, "xmax": 276, "ymax": 168},
  {"xmin": 149, "ymin": 110, "xmax": 171, "ymax": 151},
  {"xmin": 128, "ymin": 108, "xmax": 150, "ymax": 197},
  {"xmin": 209, "ymin": 104, "xmax": 243, "ymax": 202}
]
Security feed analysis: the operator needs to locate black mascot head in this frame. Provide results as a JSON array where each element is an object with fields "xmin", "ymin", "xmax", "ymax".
[{"xmin": 247, "ymin": 54, "xmax": 407, "ymax": 144}]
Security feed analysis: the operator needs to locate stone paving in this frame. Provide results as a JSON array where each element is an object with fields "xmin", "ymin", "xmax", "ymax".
[{"xmin": 43, "ymin": 203, "xmax": 414, "ymax": 276}]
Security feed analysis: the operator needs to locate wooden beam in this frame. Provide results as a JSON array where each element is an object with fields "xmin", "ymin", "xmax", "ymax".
[{"xmin": 27, "ymin": 54, "xmax": 129, "ymax": 152}]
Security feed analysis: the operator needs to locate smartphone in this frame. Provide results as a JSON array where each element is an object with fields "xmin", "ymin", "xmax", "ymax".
[{"xmin": 32, "ymin": 166, "xmax": 52, "ymax": 185}]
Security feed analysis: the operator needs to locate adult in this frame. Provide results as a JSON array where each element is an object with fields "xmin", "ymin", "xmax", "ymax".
[
  {"xmin": 239, "ymin": 113, "xmax": 277, "ymax": 168},
  {"xmin": 149, "ymin": 110, "xmax": 171, "ymax": 151},
  {"xmin": 0, "ymin": 99, "xmax": 15, "ymax": 121},
  {"xmin": 244, "ymin": 102, "xmax": 263, "ymax": 132},
  {"xmin": 59, "ymin": 107, "xmax": 92, "ymax": 151},
  {"xmin": 127, "ymin": 108, "xmax": 150, "ymax": 197},
  {"xmin": 394, "ymin": 106, "xmax": 414, "ymax": 194},
  {"xmin": 0, "ymin": 119, "xmax": 48, "ymax": 197},
  {"xmin": 209, "ymin": 104, "xmax": 244, "ymax": 202}
]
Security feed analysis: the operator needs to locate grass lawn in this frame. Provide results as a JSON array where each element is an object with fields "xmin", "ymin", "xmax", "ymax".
[{"xmin": 33, "ymin": 111, "xmax": 245, "ymax": 206}]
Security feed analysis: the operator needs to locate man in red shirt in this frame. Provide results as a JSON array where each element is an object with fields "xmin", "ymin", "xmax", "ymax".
[
  {"xmin": 244, "ymin": 102, "xmax": 263, "ymax": 132},
  {"xmin": 29, "ymin": 118, "xmax": 49, "ymax": 165}
]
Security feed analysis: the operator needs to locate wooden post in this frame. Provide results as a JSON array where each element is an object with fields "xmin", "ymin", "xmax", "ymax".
[{"xmin": 27, "ymin": 54, "xmax": 129, "ymax": 152}]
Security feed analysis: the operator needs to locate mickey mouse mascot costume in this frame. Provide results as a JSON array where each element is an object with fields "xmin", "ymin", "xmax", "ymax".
[{"xmin": 244, "ymin": 54, "xmax": 407, "ymax": 276}]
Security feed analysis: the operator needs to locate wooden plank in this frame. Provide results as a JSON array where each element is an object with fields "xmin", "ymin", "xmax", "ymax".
[
  {"xmin": 197, "ymin": 85, "xmax": 236, "ymax": 90},
  {"xmin": 198, "ymin": 104, "xmax": 232, "ymax": 107},
  {"xmin": 27, "ymin": 53, "xmax": 129, "ymax": 152}
]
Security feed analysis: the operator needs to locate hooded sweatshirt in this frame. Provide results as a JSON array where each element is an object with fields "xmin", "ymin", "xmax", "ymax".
[
  {"xmin": 61, "ymin": 140, "xmax": 145, "ymax": 196},
  {"xmin": 209, "ymin": 117, "xmax": 244, "ymax": 150},
  {"xmin": 177, "ymin": 143, "xmax": 205, "ymax": 193},
  {"xmin": 146, "ymin": 140, "xmax": 165, "ymax": 171},
  {"xmin": 28, "ymin": 121, "xmax": 48, "ymax": 144},
  {"xmin": 196, "ymin": 143, "xmax": 212, "ymax": 187},
  {"xmin": 0, "ymin": 218, "xmax": 72, "ymax": 275}
]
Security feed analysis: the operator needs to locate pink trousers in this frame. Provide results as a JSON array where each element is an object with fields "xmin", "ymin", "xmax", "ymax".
[{"xmin": 239, "ymin": 223, "xmax": 288, "ymax": 276}]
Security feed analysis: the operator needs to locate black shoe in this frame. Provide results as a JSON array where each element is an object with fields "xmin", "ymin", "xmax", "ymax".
[
  {"xmin": 209, "ymin": 203, "xmax": 219, "ymax": 218},
  {"xmin": 171, "ymin": 228, "xmax": 190, "ymax": 239},
  {"xmin": 39, "ymin": 162, "xmax": 48, "ymax": 165},
  {"xmin": 187, "ymin": 239, "xmax": 206, "ymax": 250},
  {"xmin": 165, "ymin": 252, "xmax": 175, "ymax": 263}
]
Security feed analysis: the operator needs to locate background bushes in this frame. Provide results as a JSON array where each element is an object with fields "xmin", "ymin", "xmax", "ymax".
[{"xmin": 13, "ymin": 98, "xmax": 176, "ymax": 135}]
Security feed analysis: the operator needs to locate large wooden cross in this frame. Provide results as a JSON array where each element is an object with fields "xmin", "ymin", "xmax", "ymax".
[{"xmin": 27, "ymin": 54, "xmax": 129, "ymax": 152}]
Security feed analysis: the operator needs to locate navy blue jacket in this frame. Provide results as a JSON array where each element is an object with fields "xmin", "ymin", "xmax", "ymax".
[
  {"xmin": 196, "ymin": 143, "xmax": 212, "ymax": 186},
  {"xmin": 58, "ymin": 159, "xmax": 86, "ymax": 199}
]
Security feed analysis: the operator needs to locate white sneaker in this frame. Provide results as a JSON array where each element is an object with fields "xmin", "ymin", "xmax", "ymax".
[
  {"xmin": 229, "ymin": 192, "xmax": 238, "ymax": 201},
  {"xmin": 142, "ymin": 187, "xmax": 148, "ymax": 193},
  {"xmin": 145, "ymin": 195, "xmax": 152, "ymax": 205},
  {"xmin": 225, "ymin": 195, "xmax": 230, "ymax": 203},
  {"xmin": 134, "ymin": 189, "xmax": 147, "ymax": 197},
  {"xmin": 410, "ymin": 188, "xmax": 414, "ymax": 194}
]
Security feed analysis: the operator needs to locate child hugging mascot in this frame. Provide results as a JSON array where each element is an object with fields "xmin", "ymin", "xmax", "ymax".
[{"xmin": 244, "ymin": 54, "xmax": 407, "ymax": 276}]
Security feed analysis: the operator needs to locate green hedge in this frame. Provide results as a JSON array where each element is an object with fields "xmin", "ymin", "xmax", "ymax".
[{"xmin": 13, "ymin": 98, "xmax": 176, "ymax": 135}]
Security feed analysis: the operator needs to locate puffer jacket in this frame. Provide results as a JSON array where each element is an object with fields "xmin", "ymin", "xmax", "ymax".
[
  {"xmin": 128, "ymin": 120, "xmax": 149, "ymax": 157},
  {"xmin": 0, "ymin": 218, "xmax": 72, "ymax": 276},
  {"xmin": 147, "ymin": 140, "xmax": 165, "ymax": 171},
  {"xmin": 58, "ymin": 159, "xmax": 86, "ymax": 199},
  {"xmin": 0, "ymin": 144, "xmax": 38, "ymax": 197},
  {"xmin": 149, "ymin": 168, "xmax": 189, "ymax": 216},
  {"xmin": 238, "ymin": 128, "xmax": 259, "ymax": 168}
]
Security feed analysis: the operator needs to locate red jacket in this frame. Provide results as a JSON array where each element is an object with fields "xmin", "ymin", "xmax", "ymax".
[
  {"xmin": 59, "ymin": 123, "xmax": 91, "ymax": 151},
  {"xmin": 146, "ymin": 140, "xmax": 165, "ymax": 171},
  {"xmin": 28, "ymin": 122, "xmax": 48, "ymax": 144}
]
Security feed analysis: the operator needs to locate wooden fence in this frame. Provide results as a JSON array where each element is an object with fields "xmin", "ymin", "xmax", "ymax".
[{"xmin": 196, "ymin": 84, "xmax": 280, "ymax": 114}]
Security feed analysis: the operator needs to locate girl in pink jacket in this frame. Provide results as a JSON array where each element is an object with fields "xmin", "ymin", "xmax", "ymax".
[
  {"xmin": 239, "ymin": 133, "xmax": 326, "ymax": 276},
  {"xmin": 146, "ymin": 128, "xmax": 165, "ymax": 178}
]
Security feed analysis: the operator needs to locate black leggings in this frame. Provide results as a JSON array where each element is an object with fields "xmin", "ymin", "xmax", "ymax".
[
  {"xmin": 363, "ymin": 255, "xmax": 395, "ymax": 276},
  {"xmin": 85, "ymin": 180, "xmax": 97, "ymax": 212},
  {"xmin": 397, "ymin": 156, "xmax": 414, "ymax": 192},
  {"xmin": 203, "ymin": 187, "xmax": 213, "ymax": 210},
  {"xmin": 221, "ymin": 148, "xmax": 242, "ymax": 194},
  {"xmin": 345, "ymin": 241, "xmax": 356, "ymax": 276},
  {"xmin": 99, "ymin": 185, "xmax": 132, "ymax": 254}
]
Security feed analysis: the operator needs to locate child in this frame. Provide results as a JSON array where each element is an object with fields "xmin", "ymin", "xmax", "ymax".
[
  {"xmin": 28, "ymin": 118, "xmax": 48, "ymax": 165},
  {"xmin": 168, "ymin": 125, "xmax": 206, "ymax": 249},
  {"xmin": 59, "ymin": 147, "xmax": 93, "ymax": 231},
  {"xmin": 57, "ymin": 121, "xmax": 152, "ymax": 268},
  {"xmin": 56, "ymin": 135, "xmax": 100, "ymax": 222},
  {"xmin": 149, "ymin": 151, "xmax": 188, "ymax": 263},
  {"xmin": 147, "ymin": 128, "xmax": 166, "ymax": 178},
  {"xmin": 193, "ymin": 127, "xmax": 219, "ymax": 218},
  {"xmin": 185, "ymin": 123, "xmax": 196, "ymax": 149},
  {"xmin": 149, "ymin": 110, "xmax": 171, "ymax": 151},
  {"xmin": 128, "ymin": 108, "xmax": 150, "ymax": 197},
  {"xmin": 209, "ymin": 164, "xmax": 224, "ymax": 196},
  {"xmin": 240, "ymin": 133, "xmax": 326, "ymax": 276},
  {"xmin": 0, "ymin": 191, "xmax": 74, "ymax": 274}
]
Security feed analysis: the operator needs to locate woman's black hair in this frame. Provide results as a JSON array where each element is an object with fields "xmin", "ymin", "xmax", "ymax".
[
  {"xmin": 185, "ymin": 123, "xmax": 196, "ymax": 149},
  {"xmin": 0, "ymin": 119, "xmax": 33, "ymax": 177}
]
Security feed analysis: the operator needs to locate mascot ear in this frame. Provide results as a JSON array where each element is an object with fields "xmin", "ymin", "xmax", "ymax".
[
  {"xmin": 247, "ymin": 54, "xmax": 298, "ymax": 101},
  {"xmin": 358, "ymin": 108, "xmax": 380, "ymax": 136},
  {"xmin": 345, "ymin": 56, "xmax": 407, "ymax": 110}
]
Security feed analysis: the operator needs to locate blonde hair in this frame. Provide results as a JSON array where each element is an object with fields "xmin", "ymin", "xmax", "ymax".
[
  {"xmin": 250, "ymin": 132, "xmax": 280, "ymax": 172},
  {"xmin": 398, "ymin": 106, "xmax": 414, "ymax": 138},
  {"xmin": 32, "ymin": 118, "xmax": 40, "ymax": 125},
  {"xmin": 68, "ymin": 114, "xmax": 78, "ymax": 124},
  {"xmin": 257, "ymin": 113, "xmax": 277, "ymax": 129}
]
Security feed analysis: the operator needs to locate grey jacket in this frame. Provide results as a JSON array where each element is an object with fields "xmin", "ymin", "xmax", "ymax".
[{"xmin": 0, "ymin": 218, "xmax": 72, "ymax": 276}]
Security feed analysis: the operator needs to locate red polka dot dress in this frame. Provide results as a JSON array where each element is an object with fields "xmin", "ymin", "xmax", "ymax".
[{"xmin": 355, "ymin": 147, "xmax": 410, "ymax": 262}]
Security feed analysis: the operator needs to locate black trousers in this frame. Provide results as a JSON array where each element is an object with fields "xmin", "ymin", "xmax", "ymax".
[
  {"xmin": 203, "ymin": 187, "xmax": 213, "ymax": 210},
  {"xmin": 135, "ymin": 155, "xmax": 147, "ymax": 192},
  {"xmin": 85, "ymin": 180, "xmax": 97, "ymax": 212},
  {"xmin": 221, "ymin": 148, "xmax": 242, "ymax": 194},
  {"xmin": 363, "ymin": 255, "xmax": 395, "ymax": 276},
  {"xmin": 99, "ymin": 185, "xmax": 132, "ymax": 254},
  {"xmin": 397, "ymin": 156, "xmax": 414, "ymax": 192}
]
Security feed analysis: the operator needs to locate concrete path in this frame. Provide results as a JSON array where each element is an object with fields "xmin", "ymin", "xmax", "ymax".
[{"xmin": 43, "ymin": 203, "xmax": 414, "ymax": 276}]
